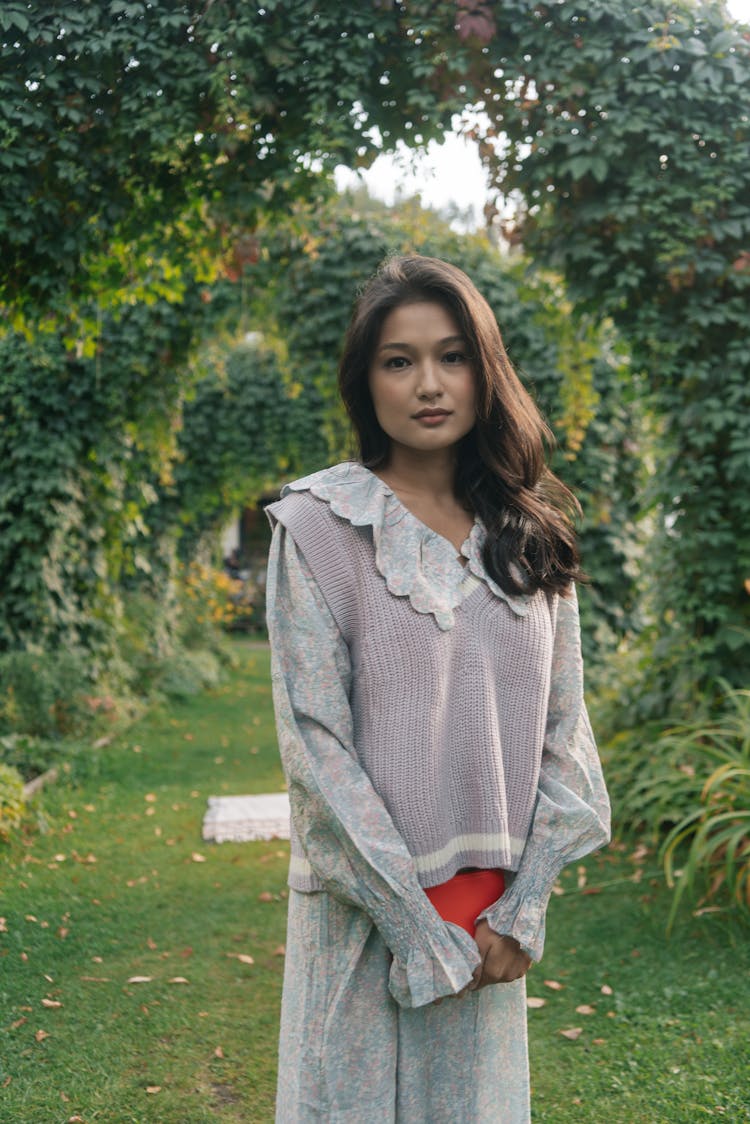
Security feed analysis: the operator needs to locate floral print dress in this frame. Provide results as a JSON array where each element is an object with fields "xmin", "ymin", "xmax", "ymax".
[{"xmin": 265, "ymin": 462, "xmax": 611, "ymax": 1124}]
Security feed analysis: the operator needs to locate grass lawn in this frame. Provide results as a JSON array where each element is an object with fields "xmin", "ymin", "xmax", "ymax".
[{"xmin": 2, "ymin": 638, "xmax": 749, "ymax": 1123}]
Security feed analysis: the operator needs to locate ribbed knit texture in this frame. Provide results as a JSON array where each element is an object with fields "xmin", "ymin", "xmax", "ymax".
[{"xmin": 266, "ymin": 489, "xmax": 558, "ymax": 891}]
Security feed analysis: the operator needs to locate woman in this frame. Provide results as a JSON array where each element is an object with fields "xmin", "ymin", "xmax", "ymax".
[{"xmin": 265, "ymin": 254, "xmax": 610, "ymax": 1123}]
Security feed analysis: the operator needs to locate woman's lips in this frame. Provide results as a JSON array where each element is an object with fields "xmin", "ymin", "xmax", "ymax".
[{"xmin": 413, "ymin": 410, "xmax": 452, "ymax": 426}]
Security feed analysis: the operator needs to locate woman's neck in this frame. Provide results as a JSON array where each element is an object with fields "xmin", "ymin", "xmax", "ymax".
[{"xmin": 375, "ymin": 445, "xmax": 458, "ymax": 502}]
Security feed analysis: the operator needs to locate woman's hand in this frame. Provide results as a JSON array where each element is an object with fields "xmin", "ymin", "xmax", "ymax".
[
  {"xmin": 430, "ymin": 921, "xmax": 531, "ymax": 1004},
  {"xmin": 470, "ymin": 920, "xmax": 532, "ymax": 989}
]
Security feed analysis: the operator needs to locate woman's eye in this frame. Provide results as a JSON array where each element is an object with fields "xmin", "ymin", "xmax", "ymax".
[
  {"xmin": 443, "ymin": 351, "xmax": 467, "ymax": 365},
  {"xmin": 384, "ymin": 356, "xmax": 410, "ymax": 369}
]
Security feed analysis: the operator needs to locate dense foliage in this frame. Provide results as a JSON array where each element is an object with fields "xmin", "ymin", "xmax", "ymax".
[
  {"xmin": 474, "ymin": 1, "xmax": 750, "ymax": 707},
  {"xmin": 0, "ymin": 294, "xmax": 204, "ymax": 665},
  {"xmin": 238, "ymin": 193, "xmax": 644, "ymax": 661},
  {"xmin": 604, "ymin": 684, "xmax": 750, "ymax": 924},
  {"xmin": 0, "ymin": 761, "xmax": 25, "ymax": 841},
  {"xmin": 0, "ymin": 0, "xmax": 468, "ymax": 323},
  {"xmin": 167, "ymin": 342, "xmax": 329, "ymax": 558},
  {"xmin": 4, "ymin": 0, "xmax": 746, "ymax": 706},
  {"xmin": 2, "ymin": 0, "xmax": 748, "ymax": 906}
]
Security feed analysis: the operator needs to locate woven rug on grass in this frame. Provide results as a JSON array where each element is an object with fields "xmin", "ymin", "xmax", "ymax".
[{"xmin": 202, "ymin": 792, "xmax": 290, "ymax": 843}]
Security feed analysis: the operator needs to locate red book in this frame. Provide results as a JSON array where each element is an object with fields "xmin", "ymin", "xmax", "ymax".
[{"xmin": 425, "ymin": 869, "xmax": 505, "ymax": 937}]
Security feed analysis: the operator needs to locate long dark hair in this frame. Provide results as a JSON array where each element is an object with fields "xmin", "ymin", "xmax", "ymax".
[{"xmin": 338, "ymin": 254, "xmax": 582, "ymax": 597}]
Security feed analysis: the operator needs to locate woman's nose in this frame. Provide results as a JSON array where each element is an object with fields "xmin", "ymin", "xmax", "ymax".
[{"xmin": 416, "ymin": 361, "xmax": 443, "ymax": 398}]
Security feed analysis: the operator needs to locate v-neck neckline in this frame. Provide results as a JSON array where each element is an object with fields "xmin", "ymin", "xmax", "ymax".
[{"xmin": 361, "ymin": 465, "xmax": 479, "ymax": 564}]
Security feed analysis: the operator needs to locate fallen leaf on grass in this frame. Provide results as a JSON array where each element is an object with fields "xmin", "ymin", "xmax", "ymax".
[
  {"xmin": 3, "ymin": 1076, "xmax": 12, "ymax": 1087},
  {"xmin": 191, "ymin": 852, "xmax": 207, "ymax": 863},
  {"xmin": 10, "ymin": 1017, "xmax": 27, "ymax": 1030},
  {"xmin": 544, "ymin": 979, "xmax": 565, "ymax": 991},
  {"xmin": 42, "ymin": 999, "xmax": 63, "ymax": 1009},
  {"xmin": 145, "ymin": 793, "xmax": 157, "ymax": 803},
  {"xmin": 127, "ymin": 976, "xmax": 153, "ymax": 984},
  {"xmin": 227, "ymin": 953, "xmax": 255, "ymax": 965},
  {"xmin": 526, "ymin": 997, "xmax": 547, "ymax": 1009},
  {"xmin": 576, "ymin": 1004, "xmax": 596, "ymax": 1015},
  {"xmin": 35, "ymin": 1029, "xmax": 50, "ymax": 1042},
  {"xmin": 168, "ymin": 977, "xmax": 189, "ymax": 985},
  {"xmin": 147, "ymin": 937, "xmax": 157, "ymax": 950},
  {"xmin": 146, "ymin": 1086, "xmax": 161, "ymax": 1094},
  {"xmin": 273, "ymin": 945, "xmax": 286, "ymax": 957},
  {"xmin": 601, "ymin": 984, "xmax": 613, "ymax": 995},
  {"xmin": 214, "ymin": 1046, "xmax": 225, "ymax": 1059},
  {"xmin": 593, "ymin": 1038, "xmax": 607, "ymax": 1045},
  {"xmin": 80, "ymin": 976, "xmax": 112, "ymax": 982},
  {"xmin": 559, "ymin": 1027, "xmax": 583, "ymax": 1040},
  {"xmin": 0, "ymin": 917, "xmax": 7, "ymax": 933},
  {"xmin": 257, "ymin": 891, "xmax": 274, "ymax": 902}
]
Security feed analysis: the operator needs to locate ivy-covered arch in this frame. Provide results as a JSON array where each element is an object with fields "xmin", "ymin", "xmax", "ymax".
[
  {"xmin": 473, "ymin": 1, "xmax": 750, "ymax": 705},
  {"xmin": 2, "ymin": 0, "xmax": 748, "ymax": 706}
]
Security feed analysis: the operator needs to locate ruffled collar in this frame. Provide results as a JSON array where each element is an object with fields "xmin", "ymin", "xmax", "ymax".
[{"xmin": 280, "ymin": 461, "xmax": 530, "ymax": 630}]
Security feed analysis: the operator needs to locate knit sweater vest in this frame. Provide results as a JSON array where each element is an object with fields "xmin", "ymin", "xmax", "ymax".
[{"xmin": 267, "ymin": 489, "xmax": 557, "ymax": 891}]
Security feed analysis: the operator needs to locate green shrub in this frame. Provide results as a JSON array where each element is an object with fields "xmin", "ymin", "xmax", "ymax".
[
  {"xmin": 0, "ymin": 762, "xmax": 26, "ymax": 840},
  {"xmin": 0, "ymin": 732, "xmax": 59, "ymax": 784},
  {"xmin": 659, "ymin": 687, "xmax": 750, "ymax": 928},
  {"xmin": 177, "ymin": 561, "xmax": 254, "ymax": 646},
  {"xmin": 116, "ymin": 590, "xmax": 174, "ymax": 696},
  {"xmin": 156, "ymin": 649, "xmax": 222, "ymax": 699},
  {"xmin": 602, "ymin": 718, "xmax": 710, "ymax": 840},
  {"xmin": 0, "ymin": 649, "xmax": 92, "ymax": 738},
  {"xmin": 599, "ymin": 682, "xmax": 750, "ymax": 927}
]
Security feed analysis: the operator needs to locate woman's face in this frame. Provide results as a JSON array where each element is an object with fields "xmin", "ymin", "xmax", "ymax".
[{"xmin": 368, "ymin": 301, "xmax": 477, "ymax": 458}]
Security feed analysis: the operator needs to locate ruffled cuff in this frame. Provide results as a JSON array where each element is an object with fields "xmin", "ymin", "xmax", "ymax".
[
  {"xmin": 477, "ymin": 862, "xmax": 565, "ymax": 963},
  {"xmin": 388, "ymin": 921, "xmax": 480, "ymax": 1008}
]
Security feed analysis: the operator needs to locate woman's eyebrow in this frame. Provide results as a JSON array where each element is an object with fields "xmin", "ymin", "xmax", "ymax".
[{"xmin": 378, "ymin": 335, "xmax": 467, "ymax": 351}]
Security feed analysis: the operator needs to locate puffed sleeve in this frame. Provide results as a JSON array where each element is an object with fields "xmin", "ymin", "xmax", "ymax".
[
  {"xmin": 266, "ymin": 521, "xmax": 481, "ymax": 1008},
  {"xmin": 477, "ymin": 585, "xmax": 611, "ymax": 960}
]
